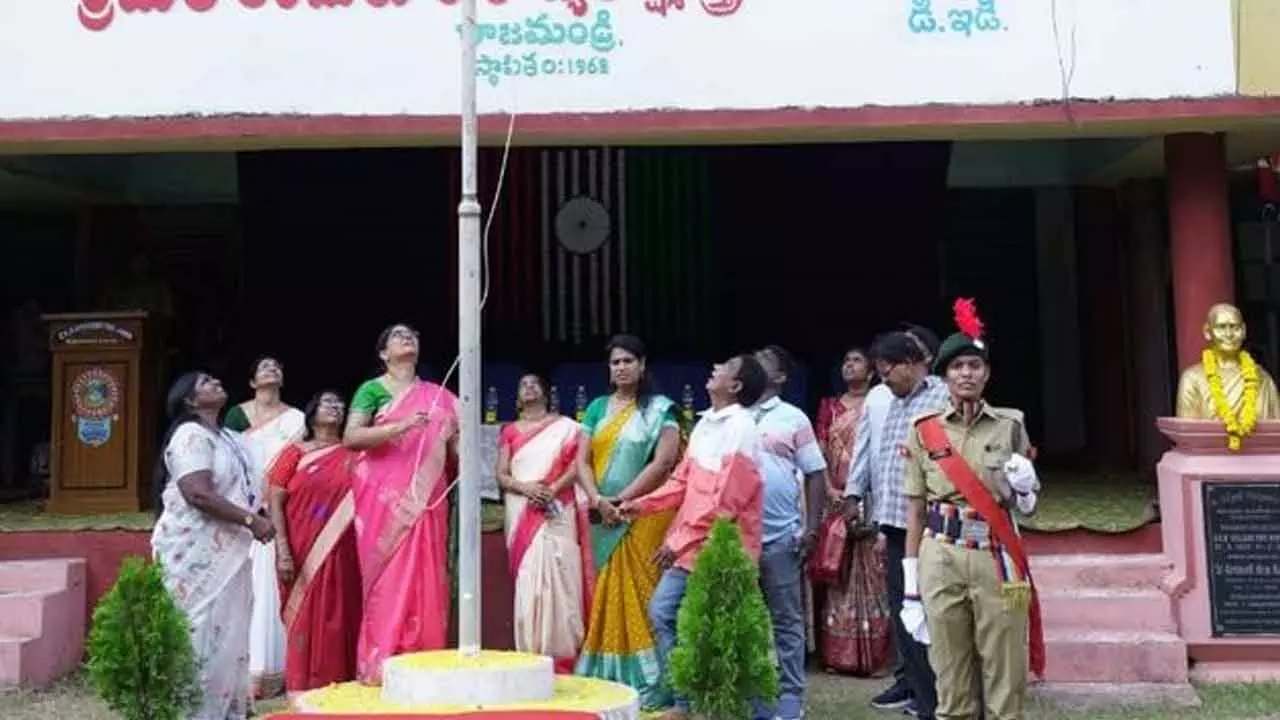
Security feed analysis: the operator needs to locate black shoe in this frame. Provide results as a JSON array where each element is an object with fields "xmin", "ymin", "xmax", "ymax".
[
  {"xmin": 870, "ymin": 683, "xmax": 912, "ymax": 710},
  {"xmin": 901, "ymin": 699, "xmax": 935, "ymax": 720}
]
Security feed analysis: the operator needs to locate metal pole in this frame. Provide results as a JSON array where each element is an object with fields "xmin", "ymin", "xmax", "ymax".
[{"xmin": 456, "ymin": 0, "xmax": 483, "ymax": 657}]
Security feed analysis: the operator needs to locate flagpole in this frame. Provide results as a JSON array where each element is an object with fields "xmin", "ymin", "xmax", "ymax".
[{"xmin": 456, "ymin": 0, "xmax": 483, "ymax": 657}]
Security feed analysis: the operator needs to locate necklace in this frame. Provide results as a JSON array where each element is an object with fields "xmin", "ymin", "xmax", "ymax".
[{"xmin": 1203, "ymin": 349, "xmax": 1260, "ymax": 451}]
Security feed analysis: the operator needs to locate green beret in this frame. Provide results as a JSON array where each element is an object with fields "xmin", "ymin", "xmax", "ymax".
[{"xmin": 934, "ymin": 332, "xmax": 988, "ymax": 372}]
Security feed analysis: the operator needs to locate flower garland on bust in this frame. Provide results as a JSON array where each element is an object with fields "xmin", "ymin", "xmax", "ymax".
[{"xmin": 1203, "ymin": 348, "xmax": 1260, "ymax": 451}]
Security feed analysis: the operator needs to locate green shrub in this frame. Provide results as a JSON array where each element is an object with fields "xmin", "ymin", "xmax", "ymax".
[
  {"xmin": 86, "ymin": 556, "xmax": 200, "ymax": 720},
  {"xmin": 669, "ymin": 518, "xmax": 780, "ymax": 719}
]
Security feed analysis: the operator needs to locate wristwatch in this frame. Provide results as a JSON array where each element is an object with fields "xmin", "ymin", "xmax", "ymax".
[{"xmin": 243, "ymin": 514, "xmax": 255, "ymax": 527}]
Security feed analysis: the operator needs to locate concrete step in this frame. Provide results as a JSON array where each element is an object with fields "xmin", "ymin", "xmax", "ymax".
[
  {"xmin": 0, "ymin": 590, "xmax": 55, "ymax": 639},
  {"xmin": 1032, "ymin": 553, "xmax": 1168, "ymax": 590},
  {"xmin": 0, "ymin": 559, "xmax": 87, "ymax": 689},
  {"xmin": 1043, "ymin": 630, "xmax": 1188, "ymax": 684},
  {"xmin": 1040, "ymin": 587, "xmax": 1176, "ymax": 633},
  {"xmin": 0, "ymin": 559, "xmax": 83, "ymax": 594},
  {"xmin": 0, "ymin": 635, "xmax": 30, "ymax": 682},
  {"xmin": 1032, "ymin": 681, "xmax": 1200, "ymax": 711}
]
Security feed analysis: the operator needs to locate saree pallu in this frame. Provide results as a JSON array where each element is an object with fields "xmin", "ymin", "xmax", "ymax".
[
  {"xmin": 276, "ymin": 444, "xmax": 363, "ymax": 694},
  {"xmin": 241, "ymin": 407, "xmax": 307, "ymax": 699},
  {"xmin": 819, "ymin": 396, "xmax": 863, "ymax": 490},
  {"xmin": 352, "ymin": 381, "xmax": 457, "ymax": 684},
  {"xmin": 503, "ymin": 416, "xmax": 594, "ymax": 673},
  {"xmin": 574, "ymin": 396, "xmax": 677, "ymax": 710}
]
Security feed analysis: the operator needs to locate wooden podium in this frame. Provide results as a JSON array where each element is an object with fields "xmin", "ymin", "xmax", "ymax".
[{"xmin": 44, "ymin": 311, "xmax": 156, "ymax": 515}]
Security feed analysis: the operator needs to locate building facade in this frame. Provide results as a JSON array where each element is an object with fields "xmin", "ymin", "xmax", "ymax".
[{"xmin": 1, "ymin": 0, "xmax": 1279, "ymax": 489}]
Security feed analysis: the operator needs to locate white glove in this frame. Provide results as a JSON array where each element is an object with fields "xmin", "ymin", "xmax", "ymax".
[
  {"xmin": 900, "ymin": 599, "xmax": 931, "ymax": 645},
  {"xmin": 1015, "ymin": 490, "xmax": 1038, "ymax": 515},
  {"xmin": 900, "ymin": 558, "xmax": 931, "ymax": 645},
  {"xmin": 1003, "ymin": 453, "xmax": 1039, "ymax": 495}
]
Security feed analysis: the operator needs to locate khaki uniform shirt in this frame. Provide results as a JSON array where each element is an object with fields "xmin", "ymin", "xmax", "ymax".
[{"xmin": 903, "ymin": 403, "xmax": 1032, "ymax": 506}]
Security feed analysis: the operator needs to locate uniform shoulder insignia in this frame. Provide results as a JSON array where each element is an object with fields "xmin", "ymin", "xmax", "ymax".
[
  {"xmin": 911, "ymin": 409, "xmax": 944, "ymax": 426},
  {"xmin": 987, "ymin": 406, "xmax": 1026, "ymax": 424}
]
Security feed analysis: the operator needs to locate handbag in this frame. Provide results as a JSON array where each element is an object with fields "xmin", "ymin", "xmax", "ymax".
[{"xmin": 808, "ymin": 512, "xmax": 848, "ymax": 584}]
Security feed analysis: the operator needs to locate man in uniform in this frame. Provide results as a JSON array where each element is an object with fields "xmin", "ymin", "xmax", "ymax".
[{"xmin": 899, "ymin": 299, "xmax": 1044, "ymax": 720}]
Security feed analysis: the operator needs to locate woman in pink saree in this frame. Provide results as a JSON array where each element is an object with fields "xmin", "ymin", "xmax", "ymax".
[
  {"xmin": 496, "ymin": 374, "xmax": 594, "ymax": 673},
  {"xmin": 343, "ymin": 323, "xmax": 458, "ymax": 684}
]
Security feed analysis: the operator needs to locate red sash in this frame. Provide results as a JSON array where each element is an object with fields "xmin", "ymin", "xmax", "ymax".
[{"xmin": 916, "ymin": 416, "xmax": 1045, "ymax": 678}]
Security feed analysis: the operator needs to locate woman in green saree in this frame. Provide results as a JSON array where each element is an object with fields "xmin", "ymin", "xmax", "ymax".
[{"xmin": 573, "ymin": 334, "xmax": 682, "ymax": 708}]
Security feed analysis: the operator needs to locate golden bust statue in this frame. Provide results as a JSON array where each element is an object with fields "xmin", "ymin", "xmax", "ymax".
[{"xmin": 1176, "ymin": 303, "xmax": 1280, "ymax": 447}]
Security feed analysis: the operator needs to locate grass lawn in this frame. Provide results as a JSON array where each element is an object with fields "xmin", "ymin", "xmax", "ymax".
[{"xmin": 7, "ymin": 673, "xmax": 1280, "ymax": 719}]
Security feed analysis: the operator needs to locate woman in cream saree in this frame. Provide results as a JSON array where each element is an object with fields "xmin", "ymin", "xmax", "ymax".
[
  {"xmin": 153, "ymin": 371, "xmax": 275, "ymax": 720},
  {"xmin": 223, "ymin": 356, "xmax": 306, "ymax": 699},
  {"xmin": 498, "ymin": 374, "xmax": 593, "ymax": 672},
  {"xmin": 573, "ymin": 335, "xmax": 680, "ymax": 709}
]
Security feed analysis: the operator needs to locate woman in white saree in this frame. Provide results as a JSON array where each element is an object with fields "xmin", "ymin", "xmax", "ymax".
[
  {"xmin": 152, "ymin": 371, "xmax": 276, "ymax": 720},
  {"xmin": 222, "ymin": 356, "xmax": 306, "ymax": 700},
  {"xmin": 496, "ymin": 374, "xmax": 594, "ymax": 673}
]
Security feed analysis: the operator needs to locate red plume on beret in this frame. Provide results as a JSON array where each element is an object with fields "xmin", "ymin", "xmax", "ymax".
[{"xmin": 953, "ymin": 298, "xmax": 984, "ymax": 341}]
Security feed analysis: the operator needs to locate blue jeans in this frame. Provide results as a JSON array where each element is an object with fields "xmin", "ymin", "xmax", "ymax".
[
  {"xmin": 648, "ymin": 566, "xmax": 691, "ymax": 712},
  {"xmin": 753, "ymin": 534, "xmax": 806, "ymax": 720}
]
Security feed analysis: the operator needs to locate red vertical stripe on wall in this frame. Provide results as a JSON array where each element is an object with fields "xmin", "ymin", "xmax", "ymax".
[
  {"xmin": 503, "ymin": 149, "xmax": 518, "ymax": 325},
  {"xmin": 467, "ymin": 147, "xmax": 542, "ymax": 338},
  {"xmin": 1075, "ymin": 187, "xmax": 1134, "ymax": 470}
]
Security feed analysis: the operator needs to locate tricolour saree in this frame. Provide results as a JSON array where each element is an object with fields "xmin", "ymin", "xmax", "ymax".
[
  {"xmin": 269, "ymin": 442, "xmax": 363, "ymax": 694},
  {"xmin": 230, "ymin": 403, "xmax": 307, "ymax": 699},
  {"xmin": 574, "ymin": 394, "xmax": 677, "ymax": 709},
  {"xmin": 501, "ymin": 415, "xmax": 594, "ymax": 673},
  {"xmin": 351, "ymin": 380, "xmax": 457, "ymax": 684}
]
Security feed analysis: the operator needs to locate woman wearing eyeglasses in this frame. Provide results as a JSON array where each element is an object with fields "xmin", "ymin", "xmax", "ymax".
[
  {"xmin": 343, "ymin": 323, "xmax": 459, "ymax": 685},
  {"xmin": 266, "ymin": 390, "xmax": 363, "ymax": 697}
]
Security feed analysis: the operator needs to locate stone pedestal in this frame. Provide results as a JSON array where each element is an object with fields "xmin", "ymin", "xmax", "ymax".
[
  {"xmin": 294, "ymin": 650, "xmax": 639, "ymax": 718},
  {"xmin": 1157, "ymin": 418, "xmax": 1280, "ymax": 681}
]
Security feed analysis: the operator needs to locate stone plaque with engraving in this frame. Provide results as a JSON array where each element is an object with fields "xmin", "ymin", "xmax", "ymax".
[{"xmin": 1203, "ymin": 482, "xmax": 1280, "ymax": 637}]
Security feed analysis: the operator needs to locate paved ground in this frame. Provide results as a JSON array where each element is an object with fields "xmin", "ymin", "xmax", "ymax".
[{"xmin": 7, "ymin": 672, "xmax": 1280, "ymax": 719}]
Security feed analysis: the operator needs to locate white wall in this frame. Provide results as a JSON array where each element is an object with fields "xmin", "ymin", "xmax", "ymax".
[{"xmin": 0, "ymin": 0, "xmax": 1237, "ymax": 120}]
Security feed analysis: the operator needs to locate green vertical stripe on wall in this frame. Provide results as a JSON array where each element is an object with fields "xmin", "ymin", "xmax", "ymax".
[{"xmin": 624, "ymin": 148, "xmax": 711, "ymax": 345}]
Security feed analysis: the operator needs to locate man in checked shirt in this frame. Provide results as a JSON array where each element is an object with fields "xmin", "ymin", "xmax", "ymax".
[{"xmin": 844, "ymin": 326, "xmax": 949, "ymax": 720}]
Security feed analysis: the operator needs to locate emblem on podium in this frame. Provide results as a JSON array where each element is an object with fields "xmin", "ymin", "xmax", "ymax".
[{"xmin": 71, "ymin": 367, "xmax": 121, "ymax": 447}]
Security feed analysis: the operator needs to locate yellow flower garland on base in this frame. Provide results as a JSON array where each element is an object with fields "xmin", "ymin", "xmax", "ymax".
[{"xmin": 1203, "ymin": 348, "xmax": 1260, "ymax": 451}]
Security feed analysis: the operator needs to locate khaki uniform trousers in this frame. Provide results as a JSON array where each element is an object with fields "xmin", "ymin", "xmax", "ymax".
[{"xmin": 920, "ymin": 535, "xmax": 1029, "ymax": 720}]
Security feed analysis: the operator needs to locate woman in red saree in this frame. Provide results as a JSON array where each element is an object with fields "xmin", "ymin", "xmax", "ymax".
[
  {"xmin": 816, "ymin": 348, "xmax": 891, "ymax": 676},
  {"xmin": 496, "ymin": 374, "xmax": 594, "ymax": 673},
  {"xmin": 343, "ymin": 323, "xmax": 458, "ymax": 684},
  {"xmin": 267, "ymin": 390, "xmax": 363, "ymax": 696}
]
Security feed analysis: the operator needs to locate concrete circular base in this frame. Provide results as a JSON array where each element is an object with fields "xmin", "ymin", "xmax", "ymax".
[
  {"xmin": 383, "ymin": 651, "xmax": 553, "ymax": 707},
  {"xmin": 293, "ymin": 651, "xmax": 638, "ymax": 719}
]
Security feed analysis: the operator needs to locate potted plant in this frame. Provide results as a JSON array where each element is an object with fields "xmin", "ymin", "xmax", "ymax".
[
  {"xmin": 669, "ymin": 518, "xmax": 780, "ymax": 719},
  {"xmin": 87, "ymin": 556, "xmax": 200, "ymax": 720}
]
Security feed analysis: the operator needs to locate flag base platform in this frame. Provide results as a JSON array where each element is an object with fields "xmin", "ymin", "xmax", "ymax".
[{"xmin": 291, "ymin": 650, "xmax": 639, "ymax": 719}]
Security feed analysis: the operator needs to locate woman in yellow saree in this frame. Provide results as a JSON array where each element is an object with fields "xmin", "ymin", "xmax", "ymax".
[{"xmin": 573, "ymin": 335, "xmax": 681, "ymax": 709}]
